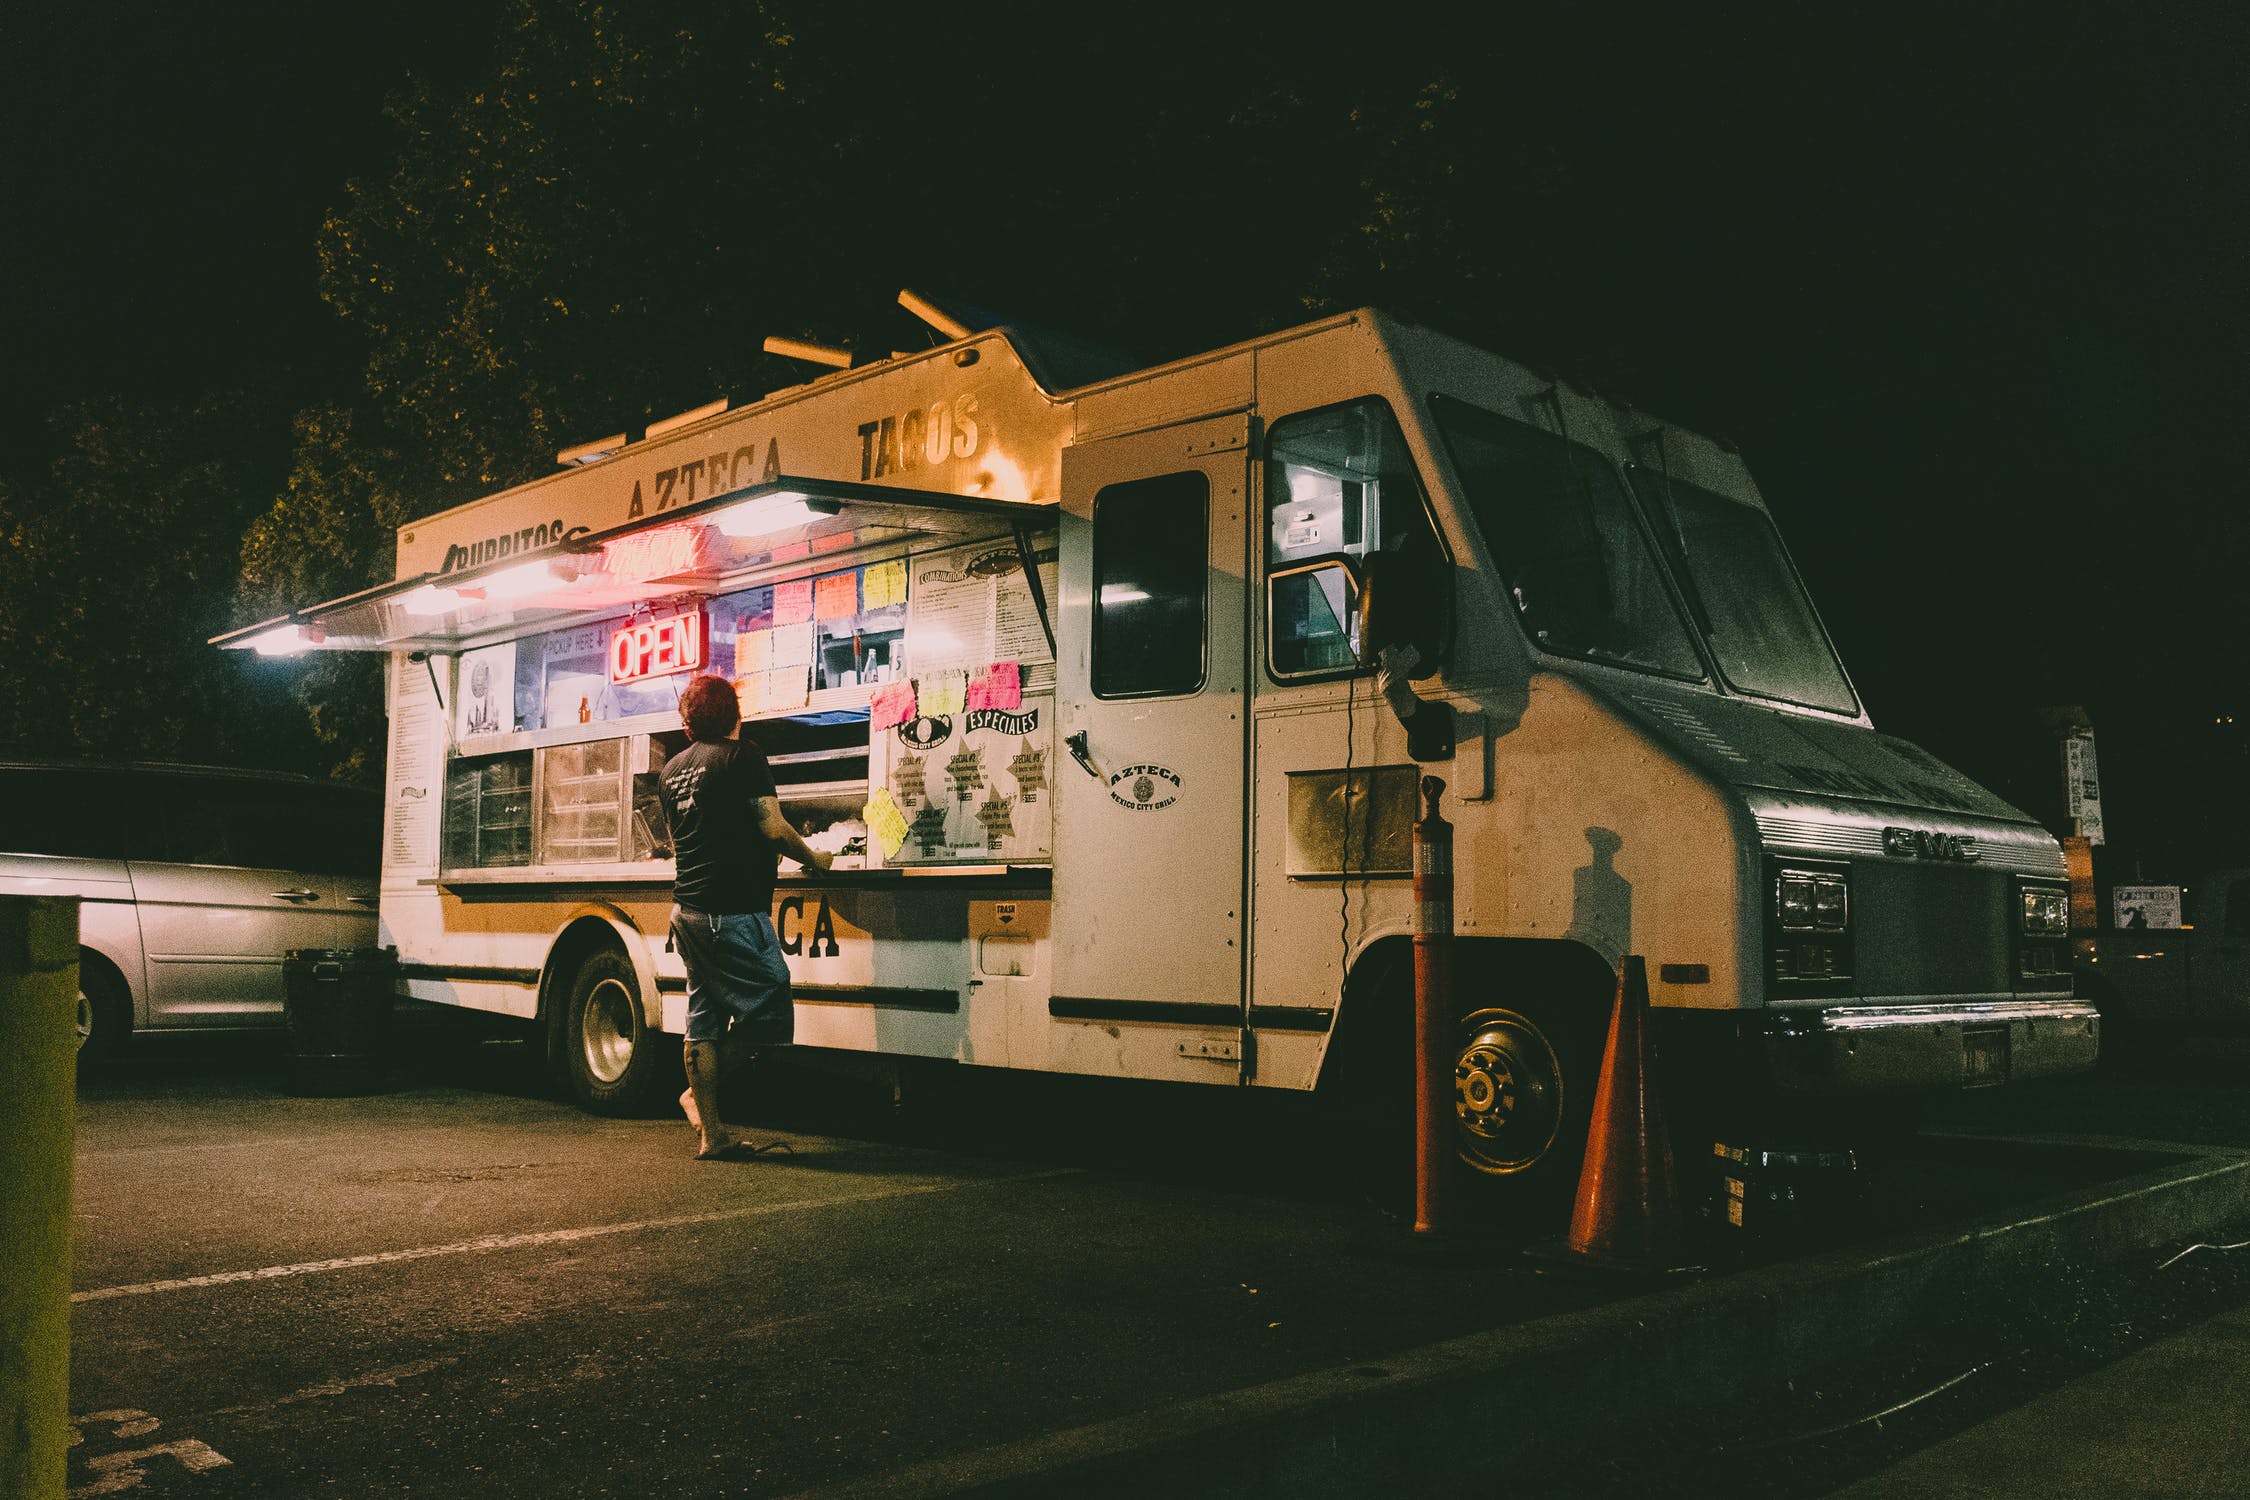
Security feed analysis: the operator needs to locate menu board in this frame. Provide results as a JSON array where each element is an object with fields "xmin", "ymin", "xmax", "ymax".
[
  {"xmin": 907, "ymin": 535, "xmax": 1058, "ymax": 695},
  {"xmin": 868, "ymin": 692, "xmax": 1052, "ymax": 866},
  {"xmin": 384, "ymin": 657, "xmax": 444, "ymax": 871}
]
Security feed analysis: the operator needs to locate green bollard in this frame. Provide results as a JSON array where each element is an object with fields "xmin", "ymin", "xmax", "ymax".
[{"xmin": 0, "ymin": 897, "xmax": 76, "ymax": 1500}]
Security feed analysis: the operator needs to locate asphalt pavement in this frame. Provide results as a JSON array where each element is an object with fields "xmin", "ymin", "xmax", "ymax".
[
  {"xmin": 58, "ymin": 1021, "xmax": 2250, "ymax": 1497},
  {"xmin": 68, "ymin": 1022, "xmax": 1611, "ymax": 1496},
  {"xmin": 1824, "ymin": 1287, "xmax": 2250, "ymax": 1498}
]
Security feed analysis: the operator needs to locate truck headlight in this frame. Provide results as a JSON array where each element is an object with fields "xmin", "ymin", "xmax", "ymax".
[
  {"xmin": 1772, "ymin": 863, "xmax": 1854, "ymax": 985},
  {"xmin": 2021, "ymin": 887, "xmax": 2070, "ymax": 936},
  {"xmin": 2017, "ymin": 881, "xmax": 2073, "ymax": 981},
  {"xmin": 1778, "ymin": 870, "xmax": 1849, "ymax": 932}
]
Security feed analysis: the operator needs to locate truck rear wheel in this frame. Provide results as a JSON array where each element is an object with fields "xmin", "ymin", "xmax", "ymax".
[{"xmin": 560, "ymin": 948, "xmax": 678, "ymax": 1115}]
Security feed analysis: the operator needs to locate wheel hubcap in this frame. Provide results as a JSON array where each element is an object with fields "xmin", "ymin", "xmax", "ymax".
[
  {"xmin": 1454, "ymin": 1011, "xmax": 1564, "ymax": 1174},
  {"xmin": 581, "ymin": 977, "xmax": 637, "ymax": 1084},
  {"xmin": 76, "ymin": 990, "xmax": 93, "ymax": 1050}
]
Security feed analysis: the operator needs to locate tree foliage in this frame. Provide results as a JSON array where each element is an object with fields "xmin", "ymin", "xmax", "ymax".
[
  {"xmin": 14, "ymin": 2, "xmax": 1520, "ymax": 779},
  {"xmin": 314, "ymin": 0, "xmax": 816, "ymax": 503},
  {"xmin": 0, "ymin": 393, "xmax": 316, "ymax": 768},
  {"xmin": 213, "ymin": 4, "xmax": 1574, "ymax": 779}
]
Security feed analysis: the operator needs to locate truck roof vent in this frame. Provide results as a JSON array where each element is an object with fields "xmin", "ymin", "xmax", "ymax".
[
  {"xmin": 899, "ymin": 288, "xmax": 972, "ymax": 341},
  {"xmin": 644, "ymin": 398, "xmax": 730, "ymax": 440},
  {"xmin": 557, "ymin": 433, "xmax": 629, "ymax": 467},
  {"xmin": 762, "ymin": 336, "xmax": 854, "ymax": 369}
]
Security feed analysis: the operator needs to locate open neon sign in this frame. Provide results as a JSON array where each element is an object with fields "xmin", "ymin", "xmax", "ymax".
[{"xmin": 610, "ymin": 608, "xmax": 706, "ymax": 685}]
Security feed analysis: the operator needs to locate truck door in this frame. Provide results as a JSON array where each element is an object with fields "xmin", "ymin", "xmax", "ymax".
[{"xmin": 1050, "ymin": 415, "xmax": 1250, "ymax": 1073}]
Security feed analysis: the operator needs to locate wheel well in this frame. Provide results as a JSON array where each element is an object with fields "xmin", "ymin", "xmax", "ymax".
[
  {"xmin": 543, "ymin": 919, "xmax": 632, "ymax": 1025},
  {"xmin": 1452, "ymin": 938, "xmax": 1617, "ymax": 1019},
  {"xmin": 1321, "ymin": 935, "xmax": 1616, "ymax": 1090},
  {"xmin": 79, "ymin": 947, "xmax": 131, "ymax": 1028}
]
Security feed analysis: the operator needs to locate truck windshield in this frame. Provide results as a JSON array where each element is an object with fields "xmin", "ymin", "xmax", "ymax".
[
  {"xmin": 1429, "ymin": 395, "xmax": 1704, "ymax": 681},
  {"xmin": 1624, "ymin": 467, "xmax": 1858, "ymax": 714}
]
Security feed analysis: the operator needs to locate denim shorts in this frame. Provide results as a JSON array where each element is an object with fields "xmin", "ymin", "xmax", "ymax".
[{"xmin": 672, "ymin": 906, "xmax": 794, "ymax": 1044}]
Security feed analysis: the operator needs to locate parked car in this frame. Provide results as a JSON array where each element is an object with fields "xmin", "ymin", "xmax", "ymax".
[
  {"xmin": 2082, "ymin": 868, "xmax": 2250, "ymax": 1033},
  {"xmin": 0, "ymin": 760, "xmax": 381, "ymax": 1056}
]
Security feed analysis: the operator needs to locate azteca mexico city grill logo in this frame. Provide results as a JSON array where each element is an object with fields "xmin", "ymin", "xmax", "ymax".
[
  {"xmin": 916, "ymin": 548, "xmax": 1022, "ymax": 587},
  {"xmin": 896, "ymin": 715, "xmax": 953, "ymax": 749},
  {"xmin": 1107, "ymin": 763, "xmax": 1181, "ymax": 812}
]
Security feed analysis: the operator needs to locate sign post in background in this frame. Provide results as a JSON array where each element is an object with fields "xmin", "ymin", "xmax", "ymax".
[
  {"xmin": 2044, "ymin": 706, "xmax": 2104, "ymax": 962},
  {"xmin": 2063, "ymin": 727, "xmax": 2105, "ymax": 846}
]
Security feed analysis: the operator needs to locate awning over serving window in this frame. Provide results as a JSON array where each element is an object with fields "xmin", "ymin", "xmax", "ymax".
[{"xmin": 213, "ymin": 477, "xmax": 1057, "ymax": 656}]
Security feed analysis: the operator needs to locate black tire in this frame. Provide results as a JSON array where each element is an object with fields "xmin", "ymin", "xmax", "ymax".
[
  {"xmin": 1322, "ymin": 953, "xmax": 1604, "ymax": 1220},
  {"xmin": 77, "ymin": 956, "xmax": 130, "ymax": 1069},
  {"xmin": 1318, "ymin": 952, "xmax": 1418, "ymax": 1211},
  {"xmin": 560, "ymin": 948, "xmax": 679, "ymax": 1115}
]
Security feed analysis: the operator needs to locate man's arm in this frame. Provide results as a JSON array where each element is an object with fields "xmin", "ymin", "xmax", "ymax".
[{"xmin": 754, "ymin": 796, "xmax": 834, "ymax": 871}]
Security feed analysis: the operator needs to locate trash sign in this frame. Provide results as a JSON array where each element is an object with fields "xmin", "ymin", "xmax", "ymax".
[{"xmin": 2112, "ymin": 885, "xmax": 2181, "ymax": 930}]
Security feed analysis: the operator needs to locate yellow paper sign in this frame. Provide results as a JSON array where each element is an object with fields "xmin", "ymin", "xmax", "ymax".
[
  {"xmin": 864, "ymin": 786, "xmax": 910, "ymax": 860},
  {"xmin": 862, "ymin": 558, "xmax": 907, "ymax": 609},
  {"xmin": 922, "ymin": 668, "xmax": 968, "ymax": 716}
]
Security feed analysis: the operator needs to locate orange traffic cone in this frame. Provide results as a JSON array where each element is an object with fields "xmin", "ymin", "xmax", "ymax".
[{"xmin": 1566, "ymin": 955, "xmax": 1683, "ymax": 1268}]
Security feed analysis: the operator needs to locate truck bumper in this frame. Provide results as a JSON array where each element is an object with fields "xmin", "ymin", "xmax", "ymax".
[{"xmin": 1761, "ymin": 998, "xmax": 2100, "ymax": 1092}]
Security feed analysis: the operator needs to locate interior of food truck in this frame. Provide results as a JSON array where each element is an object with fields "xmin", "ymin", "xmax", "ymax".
[{"xmin": 215, "ymin": 478, "xmax": 1062, "ymax": 876}]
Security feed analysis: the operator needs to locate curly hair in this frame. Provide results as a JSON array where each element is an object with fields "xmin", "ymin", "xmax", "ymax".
[{"xmin": 678, "ymin": 674, "xmax": 742, "ymax": 742}]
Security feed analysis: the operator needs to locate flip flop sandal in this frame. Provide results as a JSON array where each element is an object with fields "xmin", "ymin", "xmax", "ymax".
[{"xmin": 697, "ymin": 1139, "xmax": 793, "ymax": 1161}]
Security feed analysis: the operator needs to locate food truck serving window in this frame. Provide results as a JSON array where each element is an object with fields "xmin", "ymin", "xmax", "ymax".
[
  {"xmin": 444, "ymin": 753, "xmax": 533, "ymax": 868},
  {"xmin": 445, "ymin": 567, "xmax": 910, "ymax": 745},
  {"xmin": 1093, "ymin": 472, "xmax": 1208, "ymax": 698}
]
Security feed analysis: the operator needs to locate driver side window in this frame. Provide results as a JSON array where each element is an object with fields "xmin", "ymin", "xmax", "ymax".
[{"xmin": 1263, "ymin": 399, "xmax": 1446, "ymax": 681}]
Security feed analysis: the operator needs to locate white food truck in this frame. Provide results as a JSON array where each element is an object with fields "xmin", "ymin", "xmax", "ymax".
[{"xmin": 219, "ymin": 296, "xmax": 2097, "ymax": 1198}]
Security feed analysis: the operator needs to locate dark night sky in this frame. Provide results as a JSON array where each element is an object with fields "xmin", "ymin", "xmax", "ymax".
[{"xmin": 4, "ymin": 3, "xmax": 2246, "ymax": 867}]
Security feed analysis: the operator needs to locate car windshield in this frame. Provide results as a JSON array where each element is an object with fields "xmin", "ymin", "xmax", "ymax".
[
  {"xmin": 1625, "ymin": 465, "xmax": 1858, "ymax": 714},
  {"xmin": 1429, "ymin": 395, "xmax": 1704, "ymax": 681}
]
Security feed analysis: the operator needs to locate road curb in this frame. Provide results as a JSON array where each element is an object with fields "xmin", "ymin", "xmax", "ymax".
[{"xmin": 803, "ymin": 1142, "xmax": 2250, "ymax": 1498}]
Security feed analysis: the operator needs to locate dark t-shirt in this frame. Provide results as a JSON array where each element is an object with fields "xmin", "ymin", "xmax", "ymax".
[{"xmin": 657, "ymin": 738, "xmax": 780, "ymax": 914}]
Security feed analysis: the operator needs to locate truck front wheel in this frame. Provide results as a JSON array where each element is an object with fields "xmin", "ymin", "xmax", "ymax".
[
  {"xmin": 1453, "ymin": 1003, "xmax": 1599, "ymax": 1191},
  {"xmin": 560, "ymin": 948, "xmax": 679, "ymax": 1115},
  {"xmin": 1324, "ymin": 955, "xmax": 1605, "ymax": 1218}
]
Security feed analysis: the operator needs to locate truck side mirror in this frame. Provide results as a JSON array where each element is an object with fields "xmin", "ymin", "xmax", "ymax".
[
  {"xmin": 1355, "ymin": 549, "xmax": 1450, "ymax": 675},
  {"xmin": 1357, "ymin": 550, "xmax": 1457, "ymax": 762}
]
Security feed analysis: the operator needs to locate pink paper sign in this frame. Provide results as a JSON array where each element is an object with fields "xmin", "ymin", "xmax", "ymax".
[
  {"xmin": 966, "ymin": 661, "xmax": 1023, "ymax": 712},
  {"xmin": 869, "ymin": 680, "xmax": 917, "ymax": 731}
]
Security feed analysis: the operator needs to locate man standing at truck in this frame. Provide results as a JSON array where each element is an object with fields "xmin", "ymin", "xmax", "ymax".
[{"xmin": 660, "ymin": 673, "xmax": 833, "ymax": 1159}]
